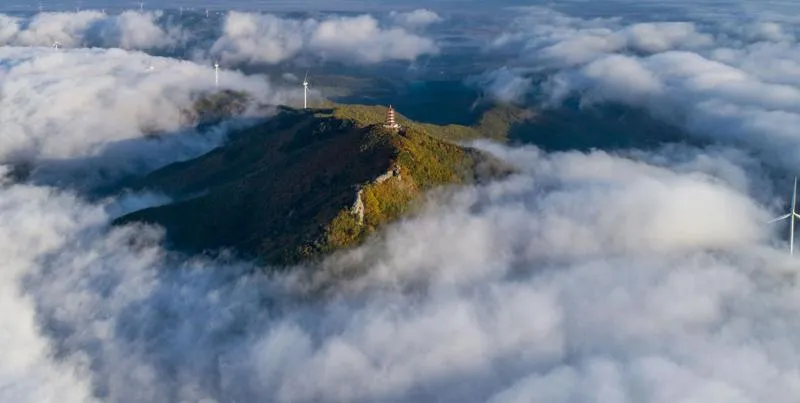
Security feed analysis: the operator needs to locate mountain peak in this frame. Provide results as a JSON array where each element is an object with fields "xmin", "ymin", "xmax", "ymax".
[{"xmin": 114, "ymin": 103, "xmax": 511, "ymax": 266}]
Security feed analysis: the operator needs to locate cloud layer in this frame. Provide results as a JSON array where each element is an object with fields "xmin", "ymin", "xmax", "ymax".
[
  {"xmin": 482, "ymin": 6, "xmax": 800, "ymax": 171},
  {"xmin": 5, "ymin": 4, "xmax": 800, "ymax": 403},
  {"xmin": 0, "ymin": 10, "xmax": 183, "ymax": 50},
  {"xmin": 389, "ymin": 8, "xmax": 442, "ymax": 29},
  {"xmin": 5, "ymin": 136, "xmax": 800, "ymax": 402},
  {"xmin": 209, "ymin": 11, "xmax": 439, "ymax": 65},
  {"xmin": 0, "ymin": 9, "xmax": 440, "ymax": 66},
  {"xmin": 0, "ymin": 46, "xmax": 285, "ymax": 189}
]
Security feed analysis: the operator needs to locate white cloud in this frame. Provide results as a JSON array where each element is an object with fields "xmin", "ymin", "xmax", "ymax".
[
  {"xmin": 1, "ymin": 45, "xmax": 791, "ymax": 400},
  {"xmin": 209, "ymin": 12, "xmax": 439, "ymax": 65},
  {"xmin": 0, "ymin": 176, "xmax": 102, "ymax": 403},
  {"xmin": 309, "ymin": 14, "xmax": 439, "ymax": 63},
  {"xmin": 389, "ymin": 9, "xmax": 443, "ymax": 29},
  {"xmin": 0, "ymin": 11, "xmax": 184, "ymax": 50},
  {"xmin": 0, "ymin": 10, "xmax": 438, "ymax": 67},
  {"xmin": 6, "ymin": 5, "xmax": 800, "ymax": 403},
  {"xmin": 209, "ymin": 12, "xmax": 309, "ymax": 65},
  {"xmin": 489, "ymin": 7, "xmax": 713, "ymax": 69},
  {"xmin": 483, "ymin": 5, "xmax": 800, "ymax": 171},
  {"xmin": 91, "ymin": 11, "xmax": 186, "ymax": 50},
  {"xmin": 4, "ymin": 138, "xmax": 800, "ymax": 402},
  {"xmin": 0, "ymin": 11, "xmax": 103, "ymax": 48},
  {"xmin": 0, "ymin": 46, "xmax": 283, "ymax": 188},
  {"xmin": 469, "ymin": 67, "xmax": 532, "ymax": 104}
]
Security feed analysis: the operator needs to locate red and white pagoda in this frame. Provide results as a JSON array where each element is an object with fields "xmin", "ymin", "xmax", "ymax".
[{"xmin": 384, "ymin": 105, "xmax": 401, "ymax": 131}]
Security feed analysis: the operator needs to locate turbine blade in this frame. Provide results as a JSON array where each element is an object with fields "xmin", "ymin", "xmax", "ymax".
[
  {"xmin": 304, "ymin": 70, "xmax": 308, "ymax": 82},
  {"xmin": 769, "ymin": 213, "xmax": 792, "ymax": 223},
  {"xmin": 794, "ymin": 212, "xmax": 800, "ymax": 220}
]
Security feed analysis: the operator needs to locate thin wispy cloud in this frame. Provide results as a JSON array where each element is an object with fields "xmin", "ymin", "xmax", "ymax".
[{"xmin": 389, "ymin": 8, "xmax": 442, "ymax": 29}]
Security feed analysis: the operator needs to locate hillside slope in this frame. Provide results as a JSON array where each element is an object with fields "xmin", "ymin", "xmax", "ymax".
[
  {"xmin": 114, "ymin": 104, "xmax": 510, "ymax": 266},
  {"xmin": 472, "ymin": 100, "xmax": 702, "ymax": 151}
]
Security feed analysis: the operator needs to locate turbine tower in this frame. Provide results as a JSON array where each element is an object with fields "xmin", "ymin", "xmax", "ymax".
[
  {"xmin": 214, "ymin": 61, "xmax": 220, "ymax": 88},
  {"xmin": 769, "ymin": 176, "xmax": 800, "ymax": 255},
  {"xmin": 303, "ymin": 71, "xmax": 310, "ymax": 109},
  {"xmin": 139, "ymin": 1, "xmax": 144, "ymax": 12}
]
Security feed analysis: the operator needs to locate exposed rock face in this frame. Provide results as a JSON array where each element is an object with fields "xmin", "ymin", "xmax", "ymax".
[
  {"xmin": 374, "ymin": 165, "xmax": 401, "ymax": 184},
  {"xmin": 351, "ymin": 188, "xmax": 365, "ymax": 225},
  {"xmin": 350, "ymin": 165, "xmax": 402, "ymax": 225}
]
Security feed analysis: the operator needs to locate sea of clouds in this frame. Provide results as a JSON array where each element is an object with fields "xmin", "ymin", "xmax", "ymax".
[
  {"xmin": 4, "ymin": 3, "xmax": 800, "ymax": 403},
  {"xmin": 0, "ymin": 45, "xmax": 287, "ymax": 190},
  {"xmin": 480, "ymin": 5, "xmax": 800, "ymax": 171},
  {"xmin": 0, "ymin": 9, "xmax": 441, "ymax": 66}
]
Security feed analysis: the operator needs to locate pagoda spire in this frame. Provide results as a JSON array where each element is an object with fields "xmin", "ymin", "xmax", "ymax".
[{"xmin": 384, "ymin": 105, "xmax": 401, "ymax": 131}]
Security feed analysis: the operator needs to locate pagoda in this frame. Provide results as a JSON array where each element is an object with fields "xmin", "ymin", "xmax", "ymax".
[{"xmin": 383, "ymin": 105, "xmax": 401, "ymax": 131}]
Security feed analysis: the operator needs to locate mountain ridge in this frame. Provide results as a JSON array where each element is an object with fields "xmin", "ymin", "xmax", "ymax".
[{"xmin": 114, "ymin": 102, "xmax": 512, "ymax": 266}]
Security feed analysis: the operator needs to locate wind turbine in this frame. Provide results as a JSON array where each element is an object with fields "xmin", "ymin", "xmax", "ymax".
[
  {"xmin": 138, "ymin": 1, "xmax": 144, "ymax": 12},
  {"xmin": 769, "ymin": 176, "xmax": 800, "ymax": 255},
  {"xmin": 52, "ymin": 40, "xmax": 62, "ymax": 49},
  {"xmin": 303, "ymin": 71, "xmax": 310, "ymax": 109},
  {"xmin": 214, "ymin": 61, "xmax": 220, "ymax": 88}
]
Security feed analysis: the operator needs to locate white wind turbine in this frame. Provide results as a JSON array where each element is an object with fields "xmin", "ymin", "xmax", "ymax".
[
  {"xmin": 52, "ymin": 40, "xmax": 62, "ymax": 49},
  {"xmin": 769, "ymin": 176, "xmax": 800, "ymax": 255},
  {"xmin": 302, "ymin": 71, "xmax": 310, "ymax": 109},
  {"xmin": 214, "ymin": 61, "xmax": 220, "ymax": 88}
]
